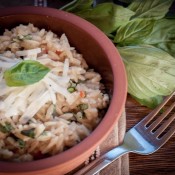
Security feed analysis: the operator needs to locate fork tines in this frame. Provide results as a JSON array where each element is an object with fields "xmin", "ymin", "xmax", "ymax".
[{"xmin": 143, "ymin": 91, "xmax": 175, "ymax": 140}]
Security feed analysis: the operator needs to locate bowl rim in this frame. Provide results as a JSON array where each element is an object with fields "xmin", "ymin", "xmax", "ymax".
[{"xmin": 0, "ymin": 6, "xmax": 127, "ymax": 173}]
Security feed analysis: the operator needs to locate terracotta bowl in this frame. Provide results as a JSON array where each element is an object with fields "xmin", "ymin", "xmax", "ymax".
[{"xmin": 0, "ymin": 6, "xmax": 127, "ymax": 175}]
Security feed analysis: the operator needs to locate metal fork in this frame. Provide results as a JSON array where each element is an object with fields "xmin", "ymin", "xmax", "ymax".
[{"xmin": 74, "ymin": 91, "xmax": 175, "ymax": 175}]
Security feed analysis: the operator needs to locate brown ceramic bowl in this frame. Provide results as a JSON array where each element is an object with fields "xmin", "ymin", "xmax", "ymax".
[{"xmin": 0, "ymin": 6, "xmax": 127, "ymax": 175}]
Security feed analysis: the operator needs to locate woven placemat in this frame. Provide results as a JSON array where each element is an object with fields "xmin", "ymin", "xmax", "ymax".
[
  {"xmin": 69, "ymin": 110, "xmax": 129, "ymax": 175},
  {"xmin": 99, "ymin": 110, "xmax": 129, "ymax": 175}
]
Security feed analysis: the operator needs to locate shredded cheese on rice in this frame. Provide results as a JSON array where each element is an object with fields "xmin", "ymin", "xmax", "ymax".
[{"xmin": 0, "ymin": 23, "xmax": 109, "ymax": 162}]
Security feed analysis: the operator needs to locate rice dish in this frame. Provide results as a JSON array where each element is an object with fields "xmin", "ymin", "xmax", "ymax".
[{"xmin": 0, "ymin": 24, "xmax": 109, "ymax": 162}]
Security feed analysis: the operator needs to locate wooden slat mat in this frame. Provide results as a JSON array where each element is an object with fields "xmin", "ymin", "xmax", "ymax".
[{"xmin": 68, "ymin": 111, "xmax": 129, "ymax": 175}]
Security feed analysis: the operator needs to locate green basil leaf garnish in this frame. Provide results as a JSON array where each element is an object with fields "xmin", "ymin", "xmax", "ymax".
[{"xmin": 4, "ymin": 60, "xmax": 50, "ymax": 87}]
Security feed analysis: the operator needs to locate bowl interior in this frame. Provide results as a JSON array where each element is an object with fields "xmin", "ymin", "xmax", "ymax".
[{"xmin": 0, "ymin": 7, "xmax": 127, "ymax": 174}]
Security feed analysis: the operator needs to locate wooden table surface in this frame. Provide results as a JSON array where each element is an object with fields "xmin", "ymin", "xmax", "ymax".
[{"xmin": 126, "ymin": 95, "xmax": 175, "ymax": 175}]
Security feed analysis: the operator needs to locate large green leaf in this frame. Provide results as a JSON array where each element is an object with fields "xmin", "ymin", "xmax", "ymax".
[
  {"xmin": 143, "ymin": 19, "xmax": 175, "ymax": 57},
  {"xmin": 114, "ymin": 18, "xmax": 155, "ymax": 45},
  {"xmin": 132, "ymin": 95, "xmax": 163, "ymax": 109},
  {"xmin": 115, "ymin": 18, "xmax": 175, "ymax": 57},
  {"xmin": 4, "ymin": 60, "xmax": 50, "ymax": 87},
  {"xmin": 128, "ymin": 0, "xmax": 174, "ymax": 19},
  {"xmin": 76, "ymin": 3, "xmax": 135, "ymax": 34},
  {"xmin": 118, "ymin": 45, "xmax": 175, "ymax": 108}
]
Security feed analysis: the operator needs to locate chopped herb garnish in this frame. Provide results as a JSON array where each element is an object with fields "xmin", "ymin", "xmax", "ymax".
[
  {"xmin": 67, "ymin": 87, "xmax": 76, "ymax": 93},
  {"xmin": 18, "ymin": 139, "xmax": 25, "ymax": 148},
  {"xmin": 78, "ymin": 103, "xmax": 88, "ymax": 111},
  {"xmin": 12, "ymin": 34, "xmax": 32, "ymax": 42},
  {"xmin": 0, "ymin": 122, "xmax": 13, "ymax": 134},
  {"xmin": 21, "ymin": 128, "xmax": 35, "ymax": 138},
  {"xmin": 67, "ymin": 80, "xmax": 77, "ymax": 93},
  {"xmin": 23, "ymin": 34, "xmax": 32, "ymax": 40}
]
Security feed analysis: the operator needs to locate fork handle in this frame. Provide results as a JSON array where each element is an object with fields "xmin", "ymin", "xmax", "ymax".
[{"xmin": 74, "ymin": 145, "xmax": 129, "ymax": 175}]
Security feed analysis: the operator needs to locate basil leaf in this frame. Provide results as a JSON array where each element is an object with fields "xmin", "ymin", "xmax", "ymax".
[
  {"xmin": 132, "ymin": 95, "xmax": 163, "ymax": 109},
  {"xmin": 143, "ymin": 19, "xmax": 175, "ymax": 57},
  {"xmin": 4, "ymin": 60, "xmax": 50, "ymax": 87},
  {"xmin": 118, "ymin": 45, "xmax": 175, "ymax": 108},
  {"xmin": 114, "ymin": 18, "xmax": 155, "ymax": 45},
  {"xmin": 115, "ymin": 18, "xmax": 175, "ymax": 57},
  {"xmin": 60, "ymin": 0, "xmax": 93, "ymax": 12},
  {"xmin": 76, "ymin": 3, "xmax": 135, "ymax": 34},
  {"xmin": 128, "ymin": 0, "xmax": 174, "ymax": 19}
]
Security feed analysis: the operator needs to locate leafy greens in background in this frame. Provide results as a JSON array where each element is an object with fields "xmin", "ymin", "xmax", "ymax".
[
  {"xmin": 61, "ymin": 0, "xmax": 175, "ymax": 108},
  {"xmin": 115, "ymin": 18, "xmax": 175, "ymax": 57},
  {"xmin": 114, "ymin": 18, "xmax": 155, "ymax": 45},
  {"xmin": 128, "ymin": 0, "xmax": 174, "ymax": 19},
  {"xmin": 76, "ymin": 3, "xmax": 135, "ymax": 35},
  {"xmin": 118, "ymin": 45, "xmax": 175, "ymax": 108}
]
